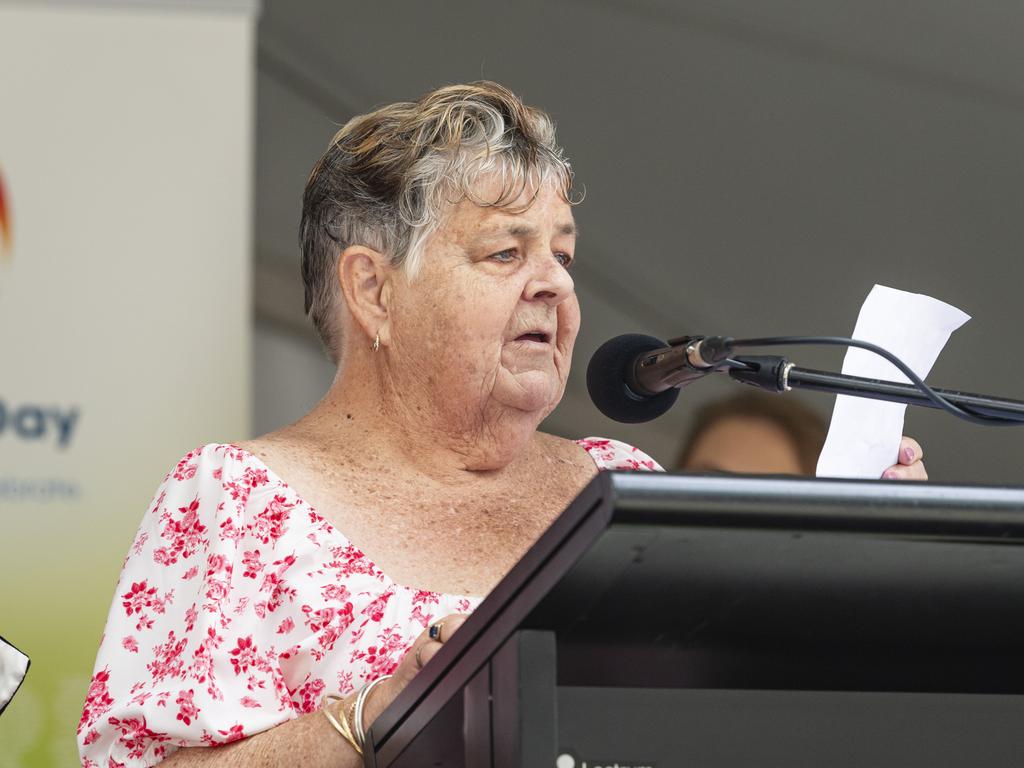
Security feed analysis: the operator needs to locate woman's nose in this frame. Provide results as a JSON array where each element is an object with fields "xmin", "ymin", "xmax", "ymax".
[{"xmin": 524, "ymin": 254, "xmax": 574, "ymax": 305}]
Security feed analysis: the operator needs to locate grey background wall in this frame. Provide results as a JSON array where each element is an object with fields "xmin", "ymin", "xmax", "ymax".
[{"xmin": 253, "ymin": 0, "xmax": 1024, "ymax": 483}]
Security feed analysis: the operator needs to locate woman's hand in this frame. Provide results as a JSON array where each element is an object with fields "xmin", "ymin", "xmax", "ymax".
[
  {"xmin": 361, "ymin": 613, "xmax": 470, "ymax": 729},
  {"xmin": 881, "ymin": 436, "xmax": 927, "ymax": 481}
]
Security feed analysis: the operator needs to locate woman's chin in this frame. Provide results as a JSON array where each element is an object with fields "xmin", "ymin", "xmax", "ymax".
[{"xmin": 493, "ymin": 369, "xmax": 562, "ymax": 415}]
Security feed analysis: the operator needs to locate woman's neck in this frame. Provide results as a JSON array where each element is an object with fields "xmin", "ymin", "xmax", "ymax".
[{"xmin": 288, "ymin": 361, "xmax": 543, "ymax": 484}]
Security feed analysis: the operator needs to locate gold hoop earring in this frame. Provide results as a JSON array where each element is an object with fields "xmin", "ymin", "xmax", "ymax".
[{"xmin": 371, "ymin": 333, "xmax": 380, "ymax": 352}]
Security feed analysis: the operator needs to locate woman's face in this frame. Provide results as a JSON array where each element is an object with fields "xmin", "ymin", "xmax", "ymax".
[{"xmin": 386, "ymin": 179, "xmax": 580, "ymax": 433}]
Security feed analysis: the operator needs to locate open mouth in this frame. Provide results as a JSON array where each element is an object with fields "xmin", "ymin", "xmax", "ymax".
[{"xmin": 515, "ymin": 331, "xmax": 551, "ymax": 344}]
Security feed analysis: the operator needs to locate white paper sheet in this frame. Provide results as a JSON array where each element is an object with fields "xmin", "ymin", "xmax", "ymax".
[{"xmin": 815, "ymin": 284, "xmax": 970, "ymax": 479}]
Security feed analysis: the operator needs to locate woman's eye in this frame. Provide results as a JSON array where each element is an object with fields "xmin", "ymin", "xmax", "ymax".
[
  {"xmin": 490, "ymin": 249, "xmax": 517, "ymax": 263},
  {"xmin": 555, "ymin": 252, "xmax": 574, "ymax": 268}
]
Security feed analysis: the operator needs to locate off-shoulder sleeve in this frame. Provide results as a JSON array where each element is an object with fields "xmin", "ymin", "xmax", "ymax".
[
  {"xmin": 77, "ymin": 445, "xmax": 306, "ymax": 767},
  {"xmin": 576, "ymin": 437, "xmax": 664, "ymax": 472}
]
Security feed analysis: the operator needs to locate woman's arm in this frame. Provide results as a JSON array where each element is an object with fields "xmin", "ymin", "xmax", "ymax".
[
  {"xmin": 162, "ymin": 699, "xmax": 359, "ymax": 768},
  {"xmin": 162, "ymin": 614, "xmax": 467, "ymax": 768}
]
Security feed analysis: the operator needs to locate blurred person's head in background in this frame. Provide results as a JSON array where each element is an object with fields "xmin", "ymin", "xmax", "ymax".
[{"xmin": 676, "ymin": 391, "xmax": 828, "ymax": 475}]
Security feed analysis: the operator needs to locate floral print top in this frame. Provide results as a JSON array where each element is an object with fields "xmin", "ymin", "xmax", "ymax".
[{"xmin": 78, "ymin": 438, "xmax": 661, "ymax": 766}]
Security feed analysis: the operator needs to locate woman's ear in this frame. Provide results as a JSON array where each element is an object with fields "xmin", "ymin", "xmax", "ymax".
[{"xmin": 337, "ymin": 245, "xmax": 392, "ymax": 345}]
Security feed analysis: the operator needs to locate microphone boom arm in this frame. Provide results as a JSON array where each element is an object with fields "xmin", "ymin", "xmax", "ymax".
[{"xmin": 730, "ymin": 355, "xmax": 1024, "ymax": 424}]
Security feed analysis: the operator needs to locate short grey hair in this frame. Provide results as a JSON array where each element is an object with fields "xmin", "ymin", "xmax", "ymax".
[{"xmin": 299, "ymin": 81, "xmax": 579, "ymax": 363}]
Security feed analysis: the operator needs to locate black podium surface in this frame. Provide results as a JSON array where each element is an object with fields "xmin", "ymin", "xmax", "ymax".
[{"xmin": 364, "ymin": 472, "xmax": 1024, "ymax": 767}]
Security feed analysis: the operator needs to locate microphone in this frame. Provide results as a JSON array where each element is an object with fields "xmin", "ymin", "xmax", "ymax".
[{"xmin": 586, "ymin": 334, "xmax": 736, "ymax": 423}]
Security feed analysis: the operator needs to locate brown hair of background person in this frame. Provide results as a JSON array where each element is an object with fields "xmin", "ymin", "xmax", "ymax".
[{"xmin": 676, "ymin": 390, "xmax": 828, "ymax": 476}]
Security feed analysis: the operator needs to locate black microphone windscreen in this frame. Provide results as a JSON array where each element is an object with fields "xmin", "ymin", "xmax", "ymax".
[{"xmin": 586, "ymin": 334, "xmax": 681, "ymax": 424}]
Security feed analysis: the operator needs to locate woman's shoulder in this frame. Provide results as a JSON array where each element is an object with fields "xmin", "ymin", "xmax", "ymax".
[
  {"xmin": 136, "ymin": 441, "xmax": 302, "ymax": 556},
  {"xmin": 232, "ymin": 432, "xmax": 331, "ymax": 509},
  {"xmin": 145, "ymin": 442, "xmax": 259, "ymax": 512},
  {"xmin": 537, "ymin": 433, "xmax": 663, "ymax": 472},
  {"xmin": 233, "ymin": 434, "xmax": 298, "ymax": 478},
  {"xmin": 575, "ymin": 436, "xmax": 663, "ymax": 471},
  {"xmin": 154, "ymin": 442, "xmax": 274, "ymax": 499}
]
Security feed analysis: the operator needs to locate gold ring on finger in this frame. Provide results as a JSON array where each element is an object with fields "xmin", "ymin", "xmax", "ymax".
[{"xmin": 428, "ymin": 621, "xmax": 445, "ymax": 642}]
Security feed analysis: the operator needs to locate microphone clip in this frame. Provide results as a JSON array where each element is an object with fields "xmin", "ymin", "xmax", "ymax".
[
  {"xmin": 728, "ymin": 355, "xmax": 794, "ymax": 393},
  {"xmin": 667, "ymin": 335, "xmax": 737, "ymax": 369}
]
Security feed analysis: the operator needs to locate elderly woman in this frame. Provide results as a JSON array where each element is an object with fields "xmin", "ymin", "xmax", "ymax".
[{"xmin": 78, "ymin": 81, "xmax": 926, "ymax": 767}]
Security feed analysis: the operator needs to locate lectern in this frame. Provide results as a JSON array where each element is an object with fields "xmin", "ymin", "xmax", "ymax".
[{"xmin": 365, "ymin": 472, "xmax": 1024, "ymax": 767}]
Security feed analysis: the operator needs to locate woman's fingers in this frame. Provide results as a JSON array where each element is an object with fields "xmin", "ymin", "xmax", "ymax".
[
  {"xmin": 426, "ymin": 614, "xmax": 464, "ymax": 644},
  {"xmin": 883, "ymin": 461, "xmax": 928, "ymax": 481},
  {"xmin": 415, "ymin": 639, "xmax": 445, "ymax": 669},
  {"xmin": 416, "ymin": 614, "xmax": 468, "ymax": 664},
  {"xmin": 394, "ymin": 614, "xmax": 469, "ymax": 682},
  {"xmin": 897, "ymin": 436, "xmax": 923, "ymax": 466},
  {"xmin": 881, "ymin": 436, "xmax": 928, "ymax": 481}
]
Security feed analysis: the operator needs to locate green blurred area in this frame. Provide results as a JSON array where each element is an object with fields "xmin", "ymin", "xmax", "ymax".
[{"xmin": 1, "ymin": 537, "xmax": 126, "ymax": 767}]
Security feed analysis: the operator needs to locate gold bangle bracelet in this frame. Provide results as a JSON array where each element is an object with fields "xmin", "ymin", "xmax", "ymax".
[
  {"xmin": 322, "ymin": 694, "xmax": 362, "ymax": 756},
  {"xmin": 353, "ymin": 674, "xmax": 393, "ymax": 746},
  {"xmin": 345, "ymin": 697, "xmax": 359, "ymax": 742}
]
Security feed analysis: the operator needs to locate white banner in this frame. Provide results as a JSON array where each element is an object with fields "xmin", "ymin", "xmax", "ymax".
[{"xmin": 0, "ymin": 2, "xmax": 256, "ymax": 765}]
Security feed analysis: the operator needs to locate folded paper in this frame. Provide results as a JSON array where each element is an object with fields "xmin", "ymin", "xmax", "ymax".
[{"xmin": 816, "ymin": 284, "xmax": 970, "ymax": 479}]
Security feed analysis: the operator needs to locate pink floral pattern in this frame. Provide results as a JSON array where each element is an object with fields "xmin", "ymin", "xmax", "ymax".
[{"xmin": 79, "ymin": 438, "xmax": 660, "ymax": 766}]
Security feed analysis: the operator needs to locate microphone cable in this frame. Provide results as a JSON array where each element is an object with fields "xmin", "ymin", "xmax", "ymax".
[{"xmin": 718, "ymin": 335, "xmax": 1021, "ymax": 427}]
